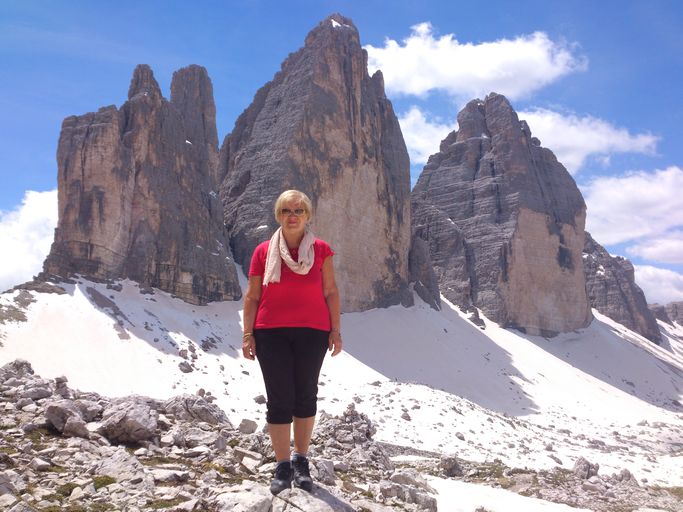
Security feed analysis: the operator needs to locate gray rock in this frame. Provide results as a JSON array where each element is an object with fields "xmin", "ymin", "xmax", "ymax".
[
  {"xmin": 584, "ymin": 232, "xmax": 661, "ymax": 343},
  {"xmin": 238, "ymin": 419, "xmax": 258, "ymax": 434},
  {"xmin": 439, "ymin": 454, "xmax": 463, "ymax": 477},
  {"xmin": 45, "ymin": 400, "xmax": 83, "ymax": 433},
  {"xmin": 573, "ymin": 456, "xmax": 599, "ymax": 479},
  {"xmin": 219, "ymin": 14, "xmax": 412, "ymax": 312},
  {"xmin": 408, "ymin": 234, "xmax": 441, "ymax": 309},
  {"xmin": 74, "ymin": 399, "xmax": 103, "ymax": 422},
  {"xmin": 41, "ymin": 64, "xmax": 241, "ymax": 305},
  {"xmin": 91, "ymin": 446, "xmax": 146, "ymax": 483},
  {"xmin": 211, "ymin": 482, "xmax": 273, "ymax": 511},
  {"xmin": 274, "ymin": 487, "xmax": 356, "ymax": 511},
  {"xmin": 100, "ymin": 398, "xmax": 158, "ymax": 443},
  {"xmin": 665, "ymin": 301, "xmax": 683, "ymax": 325},
  {"xmin": 163, "ymin": 394, "xmax": 232, "ymax": 426},
  {"xmin": 313, "ymin": 458, "xmax": 336, "ymax": 485},
  {"xmin": 0, "ymin": 469, "xmax": 26, "ymax": 494},
  {"xmin": 29, "ymin": 458, "xmax": 51, "ymax": 471},
  {"xmin": 8, "ymin": 503, "xmax": 39, "ymax": 512},
  {"xmin": 178, "ymin": 361, "xmax": 193, "ymax": 374},
  {"xmin": 0, "ymin": 360, "xmax": 34, "ymax": 382},
  {"xmin": 411, "ymin": 94, "xmax": 592, "ymax": 335},
  {"xmin": 63, "ymin": 416, "xmax": 90, "ymax": 438}
]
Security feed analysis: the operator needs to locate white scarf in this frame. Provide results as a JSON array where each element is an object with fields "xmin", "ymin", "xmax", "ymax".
[{"xmin": 263, "ymin": 227, "xmax": 316, "ymax": 286}]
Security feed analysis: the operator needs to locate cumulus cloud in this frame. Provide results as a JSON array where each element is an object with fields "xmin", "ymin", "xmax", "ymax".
[
  {"xmin": 398, "ymin": 106, "xmax": 458, "ymax": 165},
  {"xmin": 520, "ymin": 108, "xmax": 659, "ymax": 174},
  {"xmin": 0, "ymin": 190, "xmax": 57, "ymax": 292},
  {"xmin": 627, "ymin": 231, "xmax": 683, "ymax": 264},
  {"xmin": 634, "ymin": 265, "xmax": 683, "ymax": 305},
  {"xmin": 365, "ymin": 23, "xmax": 586, "ymax": 100},
  {"xmin": 581, "ymin": 166, "xmax": 683, "ymax": 246}
]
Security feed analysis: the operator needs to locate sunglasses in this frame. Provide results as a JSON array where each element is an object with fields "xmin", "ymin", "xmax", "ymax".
[{"xmin": 281, "ymin": 208, "xmax": 306, "ymax": 217}]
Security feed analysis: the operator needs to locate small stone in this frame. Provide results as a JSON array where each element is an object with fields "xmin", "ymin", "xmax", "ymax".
[
  {"xmin": 238, "ymin": 418, "xmax": 257, "ymax": 434},
  {"xmin": 29, "ymin": 457, "xmax": 51, "ymax": 471}
]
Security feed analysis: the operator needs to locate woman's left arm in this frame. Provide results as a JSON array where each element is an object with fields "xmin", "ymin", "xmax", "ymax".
[{"xmin": 322, "ymin": 256, "xmax": 342, "ymax": 356}]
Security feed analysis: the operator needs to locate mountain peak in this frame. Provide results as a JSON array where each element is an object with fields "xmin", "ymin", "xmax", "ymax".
[
  {"xmin": 127, "ymin": 64, "xmax": 162, "ymax": 100},
  {"xmin": 304, "ymin": 13, "xmax": 360, "ymax": 48}
]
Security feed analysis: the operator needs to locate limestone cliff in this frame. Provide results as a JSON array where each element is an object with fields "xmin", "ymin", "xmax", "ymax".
[
  {"xmin": 583, "ymin": 233, "xmax": 661, "ymax": 343},
  {"xmin": 43, "ymin": 65, "xmax": 241, "ymax": 304},
  {"xmin": 219, "ymin": 14, "xmax": 412, "ymax": 311},
  {"xmin": 412, "ymin": 94, "xmax": 592, "ymax": 336}
]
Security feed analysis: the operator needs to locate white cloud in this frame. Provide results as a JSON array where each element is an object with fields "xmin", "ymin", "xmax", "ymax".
[
  {"xmin": 365, "ymin": 23, "xmax": 586, "ymax": 100},
  {"xmin": 0, "ymin": 190, "xmax": 57, "ymax": 292},
  {"xmin": 581, "ymin": 166, "xmax": 683, "ymax": 246},
  {"xmin": 634, "ymin": 265, "xmax": 683, "ymax": 305},
  {"xmin": 520, "ymin": 108, "xmax": 658, "ymax": 174},
  {"xmin": 627, "ymin": 231, "xmax": 683, "ymax": 264},
  {"xmin": 398, "ymin": 106, "xmax": 458, "ymax": 165}
]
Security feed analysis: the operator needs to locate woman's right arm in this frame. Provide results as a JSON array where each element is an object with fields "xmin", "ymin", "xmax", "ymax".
[{"xmin": 242, "ymin": 276, "xmax": 262, "ymax": 360}]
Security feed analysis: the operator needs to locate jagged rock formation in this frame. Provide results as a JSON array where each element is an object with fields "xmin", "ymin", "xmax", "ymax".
[
  {"xmin": 219, "ymin": 13, "xmax": 412, "ymax": 312},
  {"xmin": 42, "ymin": 65, "xmax": 241, "ymax": 304},
  {"xmin": 665, "ymin": 301, "xmax": 683, "ymax": 324},
  {"xmin": 584, "ymin": 232, "xmax": 661, "ymax": 344},
  {"xmin": 411, "ymin": 93, "xmax": 592, "ymax": 336},
  {"xmin": 649, "ymin": 304, "xmax": 673, "ymax": 325}
]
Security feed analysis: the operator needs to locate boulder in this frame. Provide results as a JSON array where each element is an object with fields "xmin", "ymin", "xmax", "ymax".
[
  {"xmin": 100, "ymin": 397, "xmax": 158, "ymax": 443},
  {"xmin": 162, "ymin": 394, "xmax": 232, "ymax": 426}
]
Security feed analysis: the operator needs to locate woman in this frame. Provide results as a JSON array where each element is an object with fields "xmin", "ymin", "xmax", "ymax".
[{"xmin": 242, "ymin": 189, "xmax": 342, "ymax": 495}]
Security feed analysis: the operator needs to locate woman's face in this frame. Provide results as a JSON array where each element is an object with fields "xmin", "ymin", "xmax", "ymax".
[{"xmin": 278, "ymin": 200, "xmax": 309, "ymax": 235}]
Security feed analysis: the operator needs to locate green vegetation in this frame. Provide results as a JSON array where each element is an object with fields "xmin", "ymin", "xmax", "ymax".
[
  {"xmin": 147, "ymin": 497, "xmax": 190, "ymax": 509},
  {"xmin": 56, "ymin": 482, "xmax": 80, "ymax": 497},
  {"xmin": 92, "ymin": 475, "xmax": 117, "ymax": 490}
]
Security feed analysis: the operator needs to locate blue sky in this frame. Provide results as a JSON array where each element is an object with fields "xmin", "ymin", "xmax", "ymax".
[{"xmin": 1, "ymin": 0, "xmax": 682, "ymax": 302}]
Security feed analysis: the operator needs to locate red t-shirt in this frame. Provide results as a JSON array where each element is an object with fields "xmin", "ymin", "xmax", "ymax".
[{"xmin": 248, "ymin": 239, "xmax": 334, "ymax": 330}]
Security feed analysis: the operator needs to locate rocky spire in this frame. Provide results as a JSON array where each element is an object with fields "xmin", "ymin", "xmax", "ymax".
[
  {"xmin": 219, "ymin": 14, "xmax": 412, "ymax": 311},
  {"xmin": 42, "ymin": 65, "xmax": 241, "ymax": 304},
  {"xmin": 664, "ymin": 301, "xmax": 683, "ymax": 324},
  {"xmin": 412, "ymin": 93, "xmax": 592, "ymax": 336},
  {"xmin": 127, "ymin": 64, "xmax": 162, "ymax": 100},
  {"xmin": 583, "ymin": 233, "xmax": 662, "ymax": 343},
  {"xmin": 171, "ymin": 65, "xmax": 220, "ymax": 187}
]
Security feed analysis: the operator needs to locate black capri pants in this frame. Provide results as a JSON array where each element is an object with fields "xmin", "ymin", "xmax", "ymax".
[{"xmin": 254, "ymin": 327, "xmax": 329, "ymax": 424}]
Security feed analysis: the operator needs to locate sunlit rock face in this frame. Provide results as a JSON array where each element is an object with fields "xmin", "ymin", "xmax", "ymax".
[
  {"xmin": 219, "ymin": 14, "xmax": 412, "ymax": 311},
  {"xmin": 412, "ymin": 93, "xmax": 592, "ymax": 336},
  {"xmin": 43, "ymin": 64, "xmax": 241, "ymax": 304}
]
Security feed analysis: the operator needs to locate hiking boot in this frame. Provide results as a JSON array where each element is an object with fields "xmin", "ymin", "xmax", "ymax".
[
  {"xmin": 270, "ymin": 461, "xmax": 293, "ymax": 495},
  {"xmin": 292, "ymin": 454, "xmax": 313, "ymax": 492}
]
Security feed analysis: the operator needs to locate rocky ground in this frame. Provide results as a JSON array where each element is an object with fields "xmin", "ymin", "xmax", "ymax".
[{"xmin": 1, "ymin": 360, "xmax": 681, "ymax": 512}]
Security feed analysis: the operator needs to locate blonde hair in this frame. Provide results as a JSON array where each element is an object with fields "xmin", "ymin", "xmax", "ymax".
[{"xmin": 274, "ymin": 189, "xmax": 313, "ymax": 222}]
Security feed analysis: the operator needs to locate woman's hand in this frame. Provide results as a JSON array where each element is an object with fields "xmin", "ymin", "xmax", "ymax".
[
  {"xmin": 328, "ymin": 330, "xmax": 342, "ymax": 356},
  {"xmin": 242, "ymin": 334, "xmax": 256, "ymax": 360}
]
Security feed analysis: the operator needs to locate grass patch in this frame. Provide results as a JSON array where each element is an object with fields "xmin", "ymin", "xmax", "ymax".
[
  {"xmin": 147, "ymin": 497, "xmax": 190, "ymax": 509},
  {"xmin": 57, "ymin": 482, "xmax": 80, "ymax": 497},
  {"xmin": 93, "ymin": 475, "xmax": 117, "ymax": 490},
  {"xmin": 655, "ymin": 486, "xmax": 683, "ymax": 500},
  {"xmin": 46, "ymin": 465, "xmax": 67, "ymax": 474},
  {"xmin": 540, "ymin": 468, "xmax": 573, "ymax": 487},
  {"xmin": 139, "ymin": 455, "xmax": 181, "ymax": 466}
]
